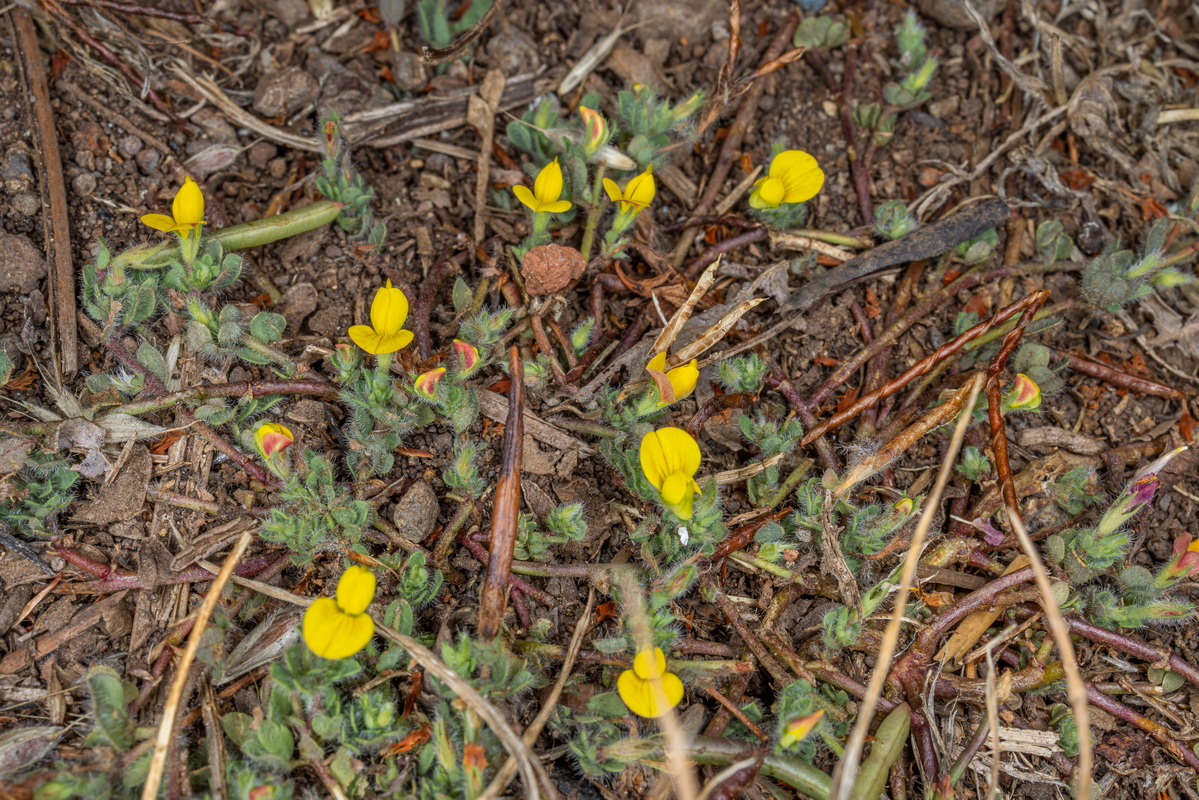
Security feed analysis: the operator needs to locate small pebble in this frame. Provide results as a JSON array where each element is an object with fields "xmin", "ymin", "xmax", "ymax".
[
  {"xmin": 268, "ymin": 157, "xmax": 289, "ymax": 179},
  {"xmin": 119, "ymin": 135, "xmax": 143, "ymax": 157},
  {"xmin": 72, "ymin": 172, "xmax": 97, "ymax": 197},
  {"xmin": 135, "ymin": 148, "xmax": 160, "ymax": 175},
  {"xmin": 12, "ymin": 192, "xmax": 39, "ymax": 216}
]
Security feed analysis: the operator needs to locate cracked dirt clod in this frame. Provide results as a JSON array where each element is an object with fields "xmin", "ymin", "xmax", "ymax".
[
  {"xmin": 0, "ymin": 233, "xmax": 47, "ymax": 294},
  {"xmin": 521, "ymin": 243, "xmax": 587, "ymax": 297}
]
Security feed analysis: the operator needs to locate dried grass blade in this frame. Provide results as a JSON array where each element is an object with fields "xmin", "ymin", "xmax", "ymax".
[
  {"xmin": 828, "ymin": 372, "xmax": 984, "ymax": 800},
  {"xmin": 1004, "ymin": 509, "xmax": 1092, "ymax": 797},
  {"xmin": 672, "ymin": 298, "xmax": 765, "ymax": 364},
  {"xmin": 651, "ymin": 258, "xmax": 722, "ymax": 357}
]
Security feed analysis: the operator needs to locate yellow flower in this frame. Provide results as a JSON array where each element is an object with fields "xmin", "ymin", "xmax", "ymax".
[
  {"xmin": 645, "ymin": 351, "xmax": 698, "ymax": 407},
  {"xmin": 253, "ymin": 422, "xmax": 294, "ymax": 459},
  {"xmin": 512, "ymin": 158, "xmax": 573, "ymax": 214},
  {"xmin": 349, "ymin": 280, "xmax": 414, "ymax": 355},
  {"xmin": 603, "ymin": 165, "xmax": 656, "ymax": 216},
  {"xmin": 640, "ymin": 427, "xmax": 702, "ymax": 521},
  {"xmin": 1004, "ymin": 374, "xmax": 1042, "ymax": 412},
  {"xmin": 302, "ymin": 565, "xmax": 376, "ymax": 660},
  {"xmin": 748, "ymin": 150, "xmax": 825, "ymax": 210},
  {"xmin": 617, "ymin": 647, "xmax": 684, "ymax": 718},
  {"xmin": 141, "ymin": 176, "xmax": 206, "ymax": 233}
]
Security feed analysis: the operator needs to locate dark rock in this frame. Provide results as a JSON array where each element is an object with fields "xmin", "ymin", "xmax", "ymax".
[
  {"xmin": 253, "ymin": 68, "xmax": 320, "ymax": 118},
  {"xmin": 0, "ymin": 150, "xmax": 34, "ymax": 192},
  {"xmin": 0, "ymin": 233, "xmax": 47, "ymax": 294}
]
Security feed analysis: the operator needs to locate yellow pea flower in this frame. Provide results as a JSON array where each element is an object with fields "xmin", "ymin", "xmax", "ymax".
[
  {"xmin": 640, "ymin": 427, "xmax": 702, "ymax": 521},
  {"xmin": 748, "ymin": 150, "xmax": 825, "ymax": 210},
  {"xmin": 253, "ymin": 422, "xmax": 294, "ymax": 459},
  {"xmin": 603, "ymin": 165, "xmax": 656, "ymax": 216},
  {"xmin": 645, "ymin": 351, "xmax": 698, "ymax": 407},
  {"xmin": 413, "ymin": 367, "xmax": 447, "ymax": 398},
  {"xmin": 1002, "ymin": 373, "xmax": 1042, "ymax": 412},
  {"xmin": 302, "ymin": 565, "xmax": 376, "ymax": 660},
  {"xmin": 141, "ymin": 176, "xmax": 206, "ymax": 234},
  {"xmin": 617, "ymin": 647, "xmax": 684, "ymax": 718},
  {"xmin": 512, "ymin": 158, "xmax": 573, "ymax": 214},
  {"xmin": 349, "ymin": 280, "xmax": 414, "ymax": 355}
]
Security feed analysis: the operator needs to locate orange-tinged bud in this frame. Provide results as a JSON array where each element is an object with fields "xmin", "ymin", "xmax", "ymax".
[
  {"xmin": 453, "ymin": 339, "xmax": 480, "ymax": 373},
  {"xmin": 253, "ymin": 422, "xmax": 294, "ymax": 459},
  {"xmin": 413, "ymin": 367, "xmax": 447, "ymax": 398}
]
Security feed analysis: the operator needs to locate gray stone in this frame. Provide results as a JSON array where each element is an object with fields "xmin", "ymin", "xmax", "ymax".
[
  {"xmin": 12, "ymin": 192, "xmax": 39, "ymax": 217},
  {"xmin": 0, "ymin": 233, "xmax": 47, "ymax": 294},
  {"xmin": 252, "ymin": 68, "xmax": 319, "ymax": 118},
  {"xmin": 390, "ymin": 50, "xmax": 428, "ymax": 92},
  {"xmin": 482, "ymin": 26, "xmax": 541, "ymax": 75},
  {"xmin": 911, "ymin": 0, "xmax": 1004, "ymax": 30},
  {"xmin": 634, "ymin": 0, "xmax": 726, "ymax": 45},
  {"xmin": 135, "ymin": 148, "xmax": 160, "ymax": 176},
  {"xmin": 392, "ymin": 480, "xmax": 440, "ymax": 542},
  {"xmin": 119, "ymin": 135, "xmax": 143, "ymax": 157},
  {"xmin": 72, "ymin": 172, "xmax": 97, "ymax": 197}
]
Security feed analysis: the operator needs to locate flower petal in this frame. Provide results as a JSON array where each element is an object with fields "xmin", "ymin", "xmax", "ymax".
[
  {"xmin": 654, "ymin": 427, "xmax": 702, "ymax": 477},
  {"xmin": 626, "ymin": 166, "xmax": 656, "ymax": 208},
  {"xmin": 540, "ymin": 199, "xmax": 573, "ymax": 214},
  {"xmin": 370, "ymin": 282, "xmax": 410, "ymax": 337},
  {"xmin": 751, "ymin": 176, "xmax": 785, "ymax": 209},
  {"xmin": 639, "ymin": 430, "xmax": 669, "ymax": 490},
  {"xmin": 141, "ymin": 213, "xmax": 180, "ymax": 233},
  {"xmin": 617, "ymin": 670, "xmax": 683, "ymax": 718},
  {"xmin": 512, "ymin": 184, "xmax": 538, "ymax": 212},
  {"xmin": 302, "ymin": 597, "xmax": 375, "ymax": 659},
  {"xmin": 336, "ymin": 565, "xmax": 377, "ymax": 615},
  {"xmin": 374, "ymin": 329, "xmax": 414, "ymax": 355},
  {"xmin": 665, "ymin": 360, "xmax": 699, "ymax": 402},
  {"xmin": 633, "ymin": 647, "xmax": 667, "ymax": 680},
  {"xmin": 770, "ymin": 150, "xmax": 824, "ymax": 204},
  {"xmin": 534, "ymin": 158, "xmax": 564, "ymax": 204},
  {"xmin": 617, "ymin": 670, "xmax": 654, "ymax": 717},
  {"xmin": 647, "ymin": 352, "xmax": 668, "ymax": 373},
  {"xmin": 603, "ymin": 178, "xmax": 623, "ymax": 204},
  {"xmin": 172, "ymin": 177, "xmax": 206, "ymax": 226},
  {"xmin": 660, "ymin": 472, "xmax": 697, "ymax": 520},
  {"xmin": 349, "ymin": 324, "xmax": 385, "ymax": 355}
]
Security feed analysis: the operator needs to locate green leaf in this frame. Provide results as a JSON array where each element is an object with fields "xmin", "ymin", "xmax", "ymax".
[
  {"xmin": 452, "ymin": 276, "xmax": 472, "ymax": 312},
  {"xmin": 87, "ymin": 666, "xmax": 135, "ymax": 752},
  {"xmin": 237, "ymin": 346, "xmax": 271, "ymax": 365},
  {"xmin": 136, "ymin": 342, "xmax": 169, "ymax": 383},
  {"xmin": 249, "ymin": 312, "xmax": 287, "ymax": 344}
]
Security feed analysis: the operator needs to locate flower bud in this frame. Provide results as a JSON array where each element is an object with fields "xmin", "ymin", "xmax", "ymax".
[
  {"xmin": 1002, "ymin": 373, "xmax": 1042, "ymax": 412},
  {"xmin": 779, "ymin": 710, "xmax": 824, "ymax": 749},
  {"xmin": 453, "ymin": 340, "xmax": 481, "ymax": 375},
  {"xmin": 578, "ymin": 106, "xmax": 609, "ymax": 158},
  {"xmin": 253, "ymin": 422, "xmax": 294, "ymax": 459},
  {"xmin": 413, "ymin": 367, "xmax": 447, "ymax": 398}
]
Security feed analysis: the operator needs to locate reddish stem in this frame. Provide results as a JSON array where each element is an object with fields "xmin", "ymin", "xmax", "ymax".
[{"xmin": 1049, "ymin": 347, "xmax": 1186, "ymax": 400}]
